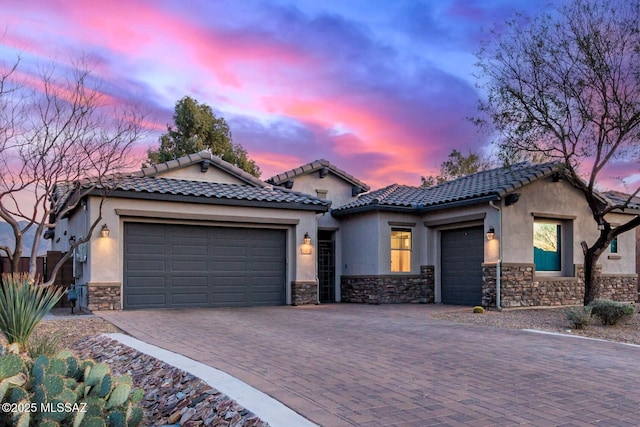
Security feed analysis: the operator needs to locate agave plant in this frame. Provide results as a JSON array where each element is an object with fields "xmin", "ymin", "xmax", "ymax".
[{"xmin": 0, "ymin": 273, "xmax": 65, "ymax": 352}]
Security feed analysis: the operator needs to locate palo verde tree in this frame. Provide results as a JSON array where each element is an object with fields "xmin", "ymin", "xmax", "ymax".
[
  {"xmin": 147, "ymin": 96, "xmax": 261, "ymax": 177},
  {"xmin": 476, "ymin": 0, "xmax": 640, "ymax": 304},
  {"xmin": 421, "ymin": 149, "xmax": 491, "ymax": 187},
  {"xmin": 0, "ymin": 54, "xmax": 146, "ymax": 284}
]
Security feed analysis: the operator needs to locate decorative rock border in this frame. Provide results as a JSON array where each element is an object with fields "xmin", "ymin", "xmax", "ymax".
[{"xmin": 72, "ymin": 335, "xmax": 269, "ymax": 427}]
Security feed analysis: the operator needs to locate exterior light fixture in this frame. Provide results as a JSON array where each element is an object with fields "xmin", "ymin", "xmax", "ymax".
[
  {"xmin": 100, "ymin": 224, "xmax": 110, "ymax": 238},
  {"xmin": 486, "ymin": 227, "xmax": 496, "ymax": 240},
  {"xmin": 301, "ymin": 232, "xmax": 312, "ymax": 254}
]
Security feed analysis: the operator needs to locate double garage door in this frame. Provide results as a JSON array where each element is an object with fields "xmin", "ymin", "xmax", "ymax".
[
  {"xmin": 123, "ymin": 223, "xmax": 286, "ymax": 309},
  {"xmin": 441, "ymin": 226, "xmax": 484, "ymax": 306}
]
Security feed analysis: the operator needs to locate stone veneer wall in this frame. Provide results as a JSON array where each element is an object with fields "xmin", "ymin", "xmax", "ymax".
[
  {"xmin": 482, "ymin": 263, "xmax": 637, "ymax": 308},
  {"xmin": 341, "ymin": 265, "xmax": 435, "ymax": 304},
  {"xmin": 87, "ymin": 282, "xmax": 122, "ymax": 311},
  {"xmin": 598, "ymin": 274, "xmax": 638, "ymax": 302},
  {"xmin": 291, "ymin": 281, "xmax": 318, "ymax": 305}
]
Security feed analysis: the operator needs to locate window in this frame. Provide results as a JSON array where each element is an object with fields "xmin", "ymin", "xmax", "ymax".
[
  {"xmin": 610, "ymin": 237, "xmax": 618, "ymax": 254},
  {"xmin": 391, "ymin": 228, "xmax": 411, "ymax": 272},
  {"xmin": 533, "ymin": 221, "xmax": 561, "ymax": 272}
]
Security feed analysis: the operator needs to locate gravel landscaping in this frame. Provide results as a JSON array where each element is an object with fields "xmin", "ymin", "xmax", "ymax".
[{"xmin": 432, "ymin": 304, "xmax": 640, "ymax": 346}]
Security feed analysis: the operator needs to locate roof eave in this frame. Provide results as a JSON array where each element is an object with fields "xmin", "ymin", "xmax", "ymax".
[
  {"xmin": 331, "ymin": 194, "xmax": 500, "ymax": 217},
  {"xmin": 89, "ymin": 189, "xmax": 331, "ymax": 213}
]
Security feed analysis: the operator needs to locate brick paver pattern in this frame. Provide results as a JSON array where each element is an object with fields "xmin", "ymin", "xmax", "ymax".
[{"xmin": 99, "ymin": 305, "xmax": 640, "ymax": 427}]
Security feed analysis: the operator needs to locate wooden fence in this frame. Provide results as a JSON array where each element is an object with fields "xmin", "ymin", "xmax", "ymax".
[{"xmin": 0, "ymin": 252, "xmax": 74, "ymax": 307}]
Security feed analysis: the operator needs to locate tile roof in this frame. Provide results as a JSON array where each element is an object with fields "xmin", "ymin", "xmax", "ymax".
[
  {"xmin": 135, "ymin": 150, "xmax": 267, "ymax": 188},
  {"xmin": 332, "ymin": 162, "xmax": 562, "ymax": 215},
  {"xmin": 101, "ymin": 177, "xmax": 331, "ymax": 210},
  {"xmin": 267, "ymin": 159, "xmax": 370, "ymax": 193},
  {"xmin": 603, "ymin": 190, "xmax": 640, "ymax": 211},
  {"xmin": 52, "ymin": 151, "xmax": 331, "ymax": 214}
]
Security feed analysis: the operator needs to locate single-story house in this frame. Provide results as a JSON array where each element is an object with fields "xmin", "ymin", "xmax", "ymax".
[{"xmin": 49, "ymin": 151, "xmax": 638, "ymax": 311}]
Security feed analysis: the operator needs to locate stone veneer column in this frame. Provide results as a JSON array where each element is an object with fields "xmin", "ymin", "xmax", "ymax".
[
  {"xmin": 87, "ymin": 282, "xmax": 122, "ymax": 310},
  {"xmin": 291, "ymin": 281, "xmax": 318, "ymax": 305},
  {"xmin": 481, "ymin": 264, "xmax": 497, "ymax": 308}
]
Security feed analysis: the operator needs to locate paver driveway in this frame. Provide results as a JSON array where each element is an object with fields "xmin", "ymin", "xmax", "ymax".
[{"xmin": 98, "ymin": 304, "xmax": 640, "ymax": 426}]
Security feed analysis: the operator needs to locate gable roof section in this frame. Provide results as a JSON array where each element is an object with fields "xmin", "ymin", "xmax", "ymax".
[
  {"xmin": 53, "ymin": 151, "xmax": 331, "ymax": 215},
  {"xmin": 332, "ymin": 162, "xmax": 561, "ymax": 216},
  {"xmin": 136, "ymin": 150, "xmax": 267, "ymax": 188},
  {"xmin": 267, "ymin": 159, "xmax": 370, "ymax": 194}
]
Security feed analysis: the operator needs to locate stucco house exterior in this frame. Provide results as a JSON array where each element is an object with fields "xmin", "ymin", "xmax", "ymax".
[{"xmin": 49, "ymin": 152, "xmax": 638, "ymax": 311}]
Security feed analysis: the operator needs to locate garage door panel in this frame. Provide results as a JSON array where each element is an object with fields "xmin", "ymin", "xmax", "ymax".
[
  {"xmin": 211, "ymin": 261, "xmax": 245, "ymax": 271},
  {"xmin": 126, "ymin": 294, "xmax": 166, "ymax": 307},
  {"xmin": 171, "ymin": 245, "xmax": 208, "ymax": 255},
  {"xmin": 124, "ymin": 223, "xmax": 286, "ymax": 309},
  {"xmin": 125, "ymin": 260, "xmax": 167, "ymax": 272},
  {"xmin": 127, "ymin": 243, "xmax": 166, "ymax": 255},
  {"xmin": 170, "ymin": 276, "xmax": 208, "ymax": 287},
  {"xmin": 171, "ymin": 293, "xmax": 209, "ymax": 305},
  {"xmin": 210, "ymin": 247, "xmax": 247, "ymax": 256},
  {"xmin": 214, "ymin": 293, "xmax": 248, "ymax": 304},
  {"xmin": 248, "ymin": 261, "xmax": 282, "ymax": 270},
  {"xmin": 171, "ymin": 260, "xmax": 209, "ymax": 272}
]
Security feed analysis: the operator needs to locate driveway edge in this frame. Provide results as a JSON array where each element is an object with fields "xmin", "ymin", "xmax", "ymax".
[
  {"xmin": 104, "ymin": 333, "xmax": 318, "ymax": 427},
  {"xmin": 523, "ymin": 328, "xmax": 640, "ymax": 348}
]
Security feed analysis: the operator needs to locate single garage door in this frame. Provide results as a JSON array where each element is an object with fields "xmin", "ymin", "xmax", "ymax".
[
  {"xmin": 123, "ymin": 222, "xmax": 286, "ymax": 309},
  {"xmin": 441, "ymin": 226, "xmax": 484, "ymax": 305}
]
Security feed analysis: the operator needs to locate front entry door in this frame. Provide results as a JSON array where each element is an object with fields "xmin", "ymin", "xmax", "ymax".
[{"xmin": 318, "ymin": 230, "xmax": 335, "ymax": 303}]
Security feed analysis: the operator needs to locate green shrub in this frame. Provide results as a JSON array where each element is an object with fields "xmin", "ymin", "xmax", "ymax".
[
  {"xmin": 588, "ymin": 299, "xmax": 636, "ymax": 325},
  {"xmin": 472, "ymin": 306, "xmax": 485, "ymax": 314},
  {"xmin": 28, "ymin": 332, "xmax": 62, "ymax": 359},
  {"xmin": 566, "ymin": 306, "xmax": 592, "ymax": 329},
  {"xmin": 0, "ymin": 346, "xmax": 144, "ymax": 426},
  {"xmin": 0, "ymin": 273, "xmax": 65, "ymax": 352}
]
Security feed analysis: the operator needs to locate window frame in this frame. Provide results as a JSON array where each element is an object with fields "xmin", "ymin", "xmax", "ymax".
[
  {"xmin": 533, "ymin": 218, "xmax": 574, "ymax": 277},
  {"xmin": 390, "ymin": 228, "xmax": 412, "ymax": 273}
]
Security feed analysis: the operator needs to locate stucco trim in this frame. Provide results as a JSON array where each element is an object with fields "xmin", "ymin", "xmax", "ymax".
[
  {"xmin": 114, "ymin": 209, "xmax": 301, "ymax": 225},
  {"xmin": 423, "ymin": 212, "xmax": 486, "ymax": 227},
  {"xmin": 388, "ymin": 221, "xmax": 417, "ymax": 227},
  {"xmin": 87, "ymin": 281, "xmax": 121, "ymax": 287},
  {"xmin": 530, "ymin": 212, "xmax": 577, "ymax": 220},
  {"xmin": 533, "ymin": 275, "xmax": 579, "ymax": 282}
]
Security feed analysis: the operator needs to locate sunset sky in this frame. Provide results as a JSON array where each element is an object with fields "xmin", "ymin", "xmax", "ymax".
[{"xmin": 4, "ymin": 0, "xmax": 631, "ymax": 191}]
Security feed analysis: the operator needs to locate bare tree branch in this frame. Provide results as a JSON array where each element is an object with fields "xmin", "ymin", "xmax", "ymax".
[
  {"xmin": 476, "ymin": 0, "xmax": 640, "ymax": 304},
  {"xmin": 0, "ymin": 51, "xmax": 148, "ymax": 281}
]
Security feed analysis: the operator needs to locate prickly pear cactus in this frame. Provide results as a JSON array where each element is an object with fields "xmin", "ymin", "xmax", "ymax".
[
  {"xmin": 0, "ymin": 346, "xmax": 144, "ymax": 426},
  {"xmin": 0, "ymin": 354, "xmax": 24, "ymax": 380}
]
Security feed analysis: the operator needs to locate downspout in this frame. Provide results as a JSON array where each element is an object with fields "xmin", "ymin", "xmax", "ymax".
[{"xmin": 489, "ymin": 201, "xmax": 502, "ymax": 311}]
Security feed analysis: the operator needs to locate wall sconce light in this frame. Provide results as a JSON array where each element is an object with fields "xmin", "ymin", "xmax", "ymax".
[
  {"xmin": 486, "ymin": 227, "xmax": 496, "ymax": 240},
  {"xmin": 68, "ymin": 236, "xmax": 76, "ymax": 246},
  {"xmin": 300, "ymin": 232, "xmax": 312, "ymax": 254},
  {"xmin": 100, "ymin": 224, "xmax": 110, "ymax": 238}
]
